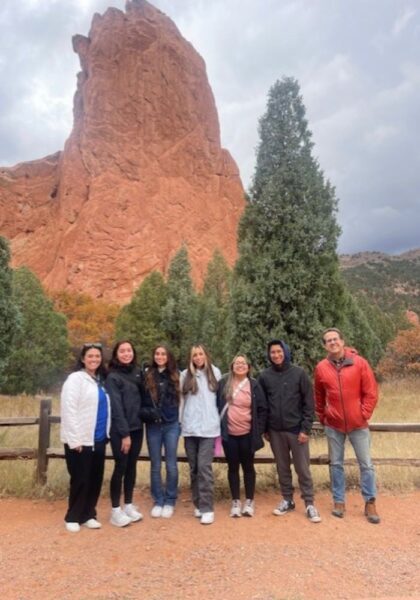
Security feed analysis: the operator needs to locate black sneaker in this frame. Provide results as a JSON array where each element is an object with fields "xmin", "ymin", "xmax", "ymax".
[{"xmin": 273, "ymin": 499, "xmax": 295, "ymax": 516}]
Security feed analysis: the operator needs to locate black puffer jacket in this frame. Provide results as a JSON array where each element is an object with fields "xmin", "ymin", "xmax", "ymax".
[
  {"xmin": 106, "ymin": 365, "xmax": 144, "ymax": 437},
  {"xmin": 217, "ymin": 377, "xmax": 267, "ymax": 452}
]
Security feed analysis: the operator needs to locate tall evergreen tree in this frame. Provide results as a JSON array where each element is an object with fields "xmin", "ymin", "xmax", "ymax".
[
  {"xmin": 231, "ymin": 77, "xmax": 370, "ymax": 370},
  {"xmin": 197, "ymin": 250, "xmax": 232, "ymax": 371},
  {"xmin": 115, "ymin": 271, "xmax": 168, "ymax": 364},
  {"xmin": 0, "ymin": 237, "xmax": 19, "ymax": 383},
  {"xmin": 161, "ymin": 246, "xmax": 198, "ymax": 366},
  {"xmin": 1, "ymin": 267, "xmax": 70, "ymax": 394}
]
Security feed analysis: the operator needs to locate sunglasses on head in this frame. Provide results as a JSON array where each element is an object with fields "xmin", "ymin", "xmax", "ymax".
[{"xmin": 83, "ymin": 342, "xmax": 102, "ymax": 349}]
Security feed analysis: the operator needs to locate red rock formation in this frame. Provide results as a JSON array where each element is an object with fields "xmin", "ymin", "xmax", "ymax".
[{"xmin": 0, "ymin": 0, "xmax": 245, "ymax": 302}]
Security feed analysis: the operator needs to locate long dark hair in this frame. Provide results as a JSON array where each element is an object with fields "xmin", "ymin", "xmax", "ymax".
[
  {"xmin": 75, "ymin": 343, "xmax": 107, "ymax": 380},
  {"xmin": 108, "ymin": 340, "xmax": 137, "ymax": 369},
  {"xmin": 145, "ymin": 344, "xmax": 180, "ymax": 404},
  {"xmin": 223, "ymin": 354, "xmax": 251, "ymax": 403},
  {"xmin": 182, "ymin": 344, "xmax": 218, "ymax": 395}
]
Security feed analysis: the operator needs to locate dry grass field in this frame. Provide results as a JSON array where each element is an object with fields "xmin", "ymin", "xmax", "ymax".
[{"xmin": 0, "ymin": 378, "xmax": 418, "ymax": 498}]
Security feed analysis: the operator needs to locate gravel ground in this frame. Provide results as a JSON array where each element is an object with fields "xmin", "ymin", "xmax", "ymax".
[{"xmin": 0, "ymin": 490, "xmax": 419, "ymax": 600}]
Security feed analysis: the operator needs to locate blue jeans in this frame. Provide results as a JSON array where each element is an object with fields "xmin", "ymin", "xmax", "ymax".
[
  {"xmin": 146, "ymin": 421, "xmax": 180, "ymax": 507},
  {"xmin": 325, "ymin": 426, "xmax": 376, "ymax": 503}
]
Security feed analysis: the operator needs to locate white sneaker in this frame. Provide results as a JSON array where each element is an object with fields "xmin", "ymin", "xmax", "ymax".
[
  {"xmin": 65, "ymin": 522, "xmax": 80, "ymax": 533},
  {"xmin": 200, "ymin": 511, "xmax": 214, "ymax": 525},
  {"xmin": 124, "ymin": 504, "xmax": 143, "ymax": 522},
  {"xmin": 242, "ymin": 499, "xmax": 255, "ymax": 517},
  {"xmin": 194, "ymin": 508, "xmax": 202, "ymax": 518},
  {"xmin": 230, "ymin": 500, "xmax": 241, "ymax": 518},
  {"xmin": 306, "ymin": 504, "xmax": 322, "ymax": 523},
  {"xmin": 82, "ymin": 518, "xmax": 102, "ymax": 529},
  {"xmin": 151, "ymin": 505, "xmax": 163, "ymax": 518},
  {"xmin": 110, "ymin": 507, "xmax": 131, "ymax": 527},
  {"xmin": 161, "ymin": 505, "xmax": 174, "ymax": 518}
]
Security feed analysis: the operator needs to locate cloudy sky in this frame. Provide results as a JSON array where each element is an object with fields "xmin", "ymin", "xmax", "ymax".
[{"xmin": 1, "ymin": 0, "xmax": 419, "ymax": 255}]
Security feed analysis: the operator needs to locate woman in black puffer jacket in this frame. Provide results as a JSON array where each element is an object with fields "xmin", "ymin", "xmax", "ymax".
[{"xmin": 106, "ymin": 340, "xmax": 144, "ymax": 527}]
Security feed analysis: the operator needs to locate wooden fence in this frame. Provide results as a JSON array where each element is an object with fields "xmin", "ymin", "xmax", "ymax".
[{"xmin": 1, "ymin": 398, "xmax": 419, "ymax": 486}]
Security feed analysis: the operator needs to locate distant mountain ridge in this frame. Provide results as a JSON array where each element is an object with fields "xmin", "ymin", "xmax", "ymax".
[{"xmin": 340, "ymin": 248, "xmax": 420, "ymax": 318}]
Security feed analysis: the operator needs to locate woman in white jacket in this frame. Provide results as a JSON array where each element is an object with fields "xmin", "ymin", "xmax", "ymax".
[
  {"xmin": 181, "ymin": 345, "xmax": 221, "ymax": 525},
  {"xmin": 60, "ymin": 343, "xmax": 110, "ymax": 533}
]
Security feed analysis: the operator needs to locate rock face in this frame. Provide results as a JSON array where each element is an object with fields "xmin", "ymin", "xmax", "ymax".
[{"xmin": 0, "ymin": 0, "xmax": 245, "ymax": 303}]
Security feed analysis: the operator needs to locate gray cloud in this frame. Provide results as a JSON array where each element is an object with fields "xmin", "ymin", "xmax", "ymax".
[{"xmin": 0, "ymin": 0, "xmax": 419, "ymax": 255}]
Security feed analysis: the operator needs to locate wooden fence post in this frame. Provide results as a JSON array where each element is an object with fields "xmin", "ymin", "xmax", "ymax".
[{"xmin": 36, "ymin": 398, "xmax": 52, "ymax": 485}]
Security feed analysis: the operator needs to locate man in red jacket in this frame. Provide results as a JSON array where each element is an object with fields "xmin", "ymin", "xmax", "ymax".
[{"xmin": 314, "ymin": 328, "xmax": 380, "ymax": 524}]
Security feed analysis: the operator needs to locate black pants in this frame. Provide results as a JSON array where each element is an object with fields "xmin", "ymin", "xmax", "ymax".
[
  {"xmin": 222, "ymin": 433, "xmax": 256, "ymax": 500},
  {"xmin": 64, "ymin": 440, "xmax": 106, "ymax": 523},
  {"xmin": 110, "ymin": 429, "xmax": 143, "ymax": 507}
]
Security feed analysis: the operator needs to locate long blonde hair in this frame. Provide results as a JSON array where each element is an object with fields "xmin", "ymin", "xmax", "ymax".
[
  {"xmin": 223, "ymin": 354, "xmax": 251, "ymax": 403},
  {"xmin": 182, "ymin": 344, "xmax": 218, "ymax": 395}
]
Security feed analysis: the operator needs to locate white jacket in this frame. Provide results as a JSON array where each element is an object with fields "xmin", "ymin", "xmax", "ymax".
[
  {"xmin": 60, "ymin": 370, "xmax": 111, "ymax": 449},
  {"xmin": 180, "ymin": 366, "xmax": 221, "ymax": 438}
]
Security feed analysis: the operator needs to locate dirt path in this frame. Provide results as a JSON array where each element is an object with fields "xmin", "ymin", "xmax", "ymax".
[{"xmin": 0, "ymin": 490, "xmax": 419, "ymax": 600}]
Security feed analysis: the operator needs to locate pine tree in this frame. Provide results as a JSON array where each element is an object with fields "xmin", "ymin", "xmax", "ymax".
[
  {"xmin": 1, "ymin": 267, "xmax": 70, "ymax": 394},
  {"xmin": 161, "ymin": 246, "xmax": 198, "ymax": 366},
  {"xmin": 231, "ymin": 77, "xmax": 367, "ymax": 370},
  {"xmin": 0, "ymin": 237, "xmax": 19, "ymax": 383},
  {"xmin": 197, "ymin": 250, "xmax": 232, "ymax": 371},
  {"xmin": 115, "ymin": 271, "xmax": 168, "ymax": 364}
]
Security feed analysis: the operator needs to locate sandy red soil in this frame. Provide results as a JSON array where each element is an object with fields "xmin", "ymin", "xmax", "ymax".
[{"xmin": 0, "ymin": 490, "xmax": 419, "ymax": 600}]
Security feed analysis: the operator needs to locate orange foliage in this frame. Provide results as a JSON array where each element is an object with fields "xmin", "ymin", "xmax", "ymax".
[
  {"xmin": 51, "ymin": 291, "xmax": 119, "ymax": 349},
  {"xmin": 377, "ymin": 325, "xmax": 420, "ymax": 379}
]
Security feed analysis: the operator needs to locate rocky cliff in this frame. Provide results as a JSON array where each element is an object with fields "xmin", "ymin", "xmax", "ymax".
[{"xmin": 0, "ymin": 0, "xmax": 245, "ymax": 302}]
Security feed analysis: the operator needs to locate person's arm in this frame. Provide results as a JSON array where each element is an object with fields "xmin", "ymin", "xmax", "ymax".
[
  {"xmin": 314, "ymin": 366, "xmax": 326, "ymax": 425},
  {"xmin": 252, "ymin": 379, "xmax": 267, "ymax": 436},
  {"xmin": 360, "ymin": 359, "xmax": 378, "ymax": 420},
  {"xmin": 61, "ymin": 374, "xmax": 83, "ymax": 450},
  {"xmin": 299, "ymin": 369, "xmax": 314, "ymax": 440}
]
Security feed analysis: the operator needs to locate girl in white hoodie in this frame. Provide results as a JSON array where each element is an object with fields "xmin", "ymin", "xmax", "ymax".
[{"xmin": 180, "ymin": 345, "xmax": 221, "ymax": 525}]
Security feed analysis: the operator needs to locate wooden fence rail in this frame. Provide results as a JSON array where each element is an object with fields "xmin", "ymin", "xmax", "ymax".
[{"xmin": 1, "ymin": 399, "xmax": 419, "ymax": 485}]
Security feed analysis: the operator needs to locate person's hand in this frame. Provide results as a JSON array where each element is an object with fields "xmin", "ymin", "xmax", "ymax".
[
  {"xmin": 74, "ymin": 446, "xmax": 83, "ymax": 453},
  {"xmin": 298, "ymin": 432, "xmax": 309, "ymax": 444},
  {"xmin": 121, "ymin": 436, "xmax": 131, "ymax": 454}
]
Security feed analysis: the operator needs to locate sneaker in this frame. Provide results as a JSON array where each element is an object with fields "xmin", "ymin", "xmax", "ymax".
[
  {"xmin": 332, "ymin": 502, "xmax": 345, "ymax": 518},
  {"xmin": 124, "ymin": 504, "xmax": 143, "ymax": 522},
  {"xmin": 194, "ymin": 508, "xmax": 202, "ymax": 518},
  {"xmin": 273, "ymin": 499, "xmax": 295, "ymax": 516},
  {"xmin": 242, "ymin": 499, "xmax": 255, "ymax": 517},
  {"xmin": 65, "ymin": 522, "xmax": 80, "ymax": 533},
  {"xmin": 230, "ymin": 500, "xmax": 241, "ymax": 518},
  {"xmin": 82, "ymin": 518, "xmax": 102, "ymax": 529},
  {"xmin": 150, "ymin": 505, "xmax": 163, "ymax": 518},
  {"xmin": 365, "ymin": 499, "xmax": 380, "ymax": 524},
  {"xmin": 161, "ymin": 505, "xmax": 174, "ymax": 519},
  {"xmin": 110, "ymin": 507, "xmax": 131, "ymax": 527},
  {"xmin": 306, "ymin": 504, "xmax": 321, "ymax": 523},
  {"xmin": 200, "ymin": 512, "xmax": 214, "ymax": 525}
]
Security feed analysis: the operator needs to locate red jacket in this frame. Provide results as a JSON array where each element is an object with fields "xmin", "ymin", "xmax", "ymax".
[{"xmin": 314, "ymin": 348, "xmax": 378, "ymax": 433}]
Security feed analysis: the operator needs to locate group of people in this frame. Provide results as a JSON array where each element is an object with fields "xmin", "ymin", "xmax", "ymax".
[{"xmin": 60, "ymin": 327, "xmax": 380, "ymax": 533}]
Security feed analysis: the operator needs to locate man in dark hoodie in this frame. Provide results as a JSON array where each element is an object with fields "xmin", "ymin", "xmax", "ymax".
[{"xmin": 258, "ymin": 339, "xmax": 321, "ymax": 523}]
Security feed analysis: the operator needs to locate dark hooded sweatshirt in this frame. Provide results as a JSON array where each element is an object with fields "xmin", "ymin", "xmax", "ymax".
[{"xmin": 258, "ymin": 339, "xmax": 314, "ymax": 435}]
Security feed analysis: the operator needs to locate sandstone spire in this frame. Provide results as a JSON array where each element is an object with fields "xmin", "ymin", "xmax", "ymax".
[{"xmin": 0, "ymin": 0, "xmax": 245, "ymax": 302}]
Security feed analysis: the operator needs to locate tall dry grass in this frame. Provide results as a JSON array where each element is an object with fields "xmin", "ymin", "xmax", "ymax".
[{"xmin": 0, "ymin": 378, "xmax": 419, "ymax": 498}]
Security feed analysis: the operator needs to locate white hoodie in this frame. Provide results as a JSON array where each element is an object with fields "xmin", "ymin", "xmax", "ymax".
[{"xmin": 180, "ymin": 366, "xmax": 221, "ymax": 438}]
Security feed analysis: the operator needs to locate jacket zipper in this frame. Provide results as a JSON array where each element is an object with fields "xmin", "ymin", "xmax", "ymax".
[{"xmin": 336, "ymin": 368, "xmax": 348, "ymax": 432}]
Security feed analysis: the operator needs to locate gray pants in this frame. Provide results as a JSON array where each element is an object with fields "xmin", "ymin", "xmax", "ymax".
[
  {"xmin": 184, "ymin": 437, "xmax": 215, "ymax": 512},
  {"xmin": 269, "ymin": 430, "xmax": 315, "ymax": 505}
]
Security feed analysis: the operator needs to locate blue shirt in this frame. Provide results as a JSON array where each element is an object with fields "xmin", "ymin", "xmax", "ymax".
[{"xmin": 94, "ymin": 384, "xmax": 108, "ymax": 442}]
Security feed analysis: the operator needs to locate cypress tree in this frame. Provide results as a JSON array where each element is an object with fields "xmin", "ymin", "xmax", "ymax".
[
  {"xmin": 1, "ymin": 267, "xmax": 69, "ymax": 394},
  {"xmin": 161, "ymin": 246, "xmax": 198, "ymax": 366},
  {"xmin": 197, "ymin": 250, "xmax": 232, "ymax": 371},
  {"xmin": 115, "ymin": 271, "xmax": 168, "ymax": 364},
  {"xmin": 231, "ymin": 77, "xmax": 358, "ymax": 370}
]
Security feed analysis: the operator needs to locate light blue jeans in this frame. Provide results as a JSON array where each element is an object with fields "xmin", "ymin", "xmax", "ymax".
[
  {"xmin": 146, "ymin": 421, "xmax": 180, "ymax": 507},
  {"xmin": 324, "ymin": 426, "xmax": 376, "ymax": 503}
]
